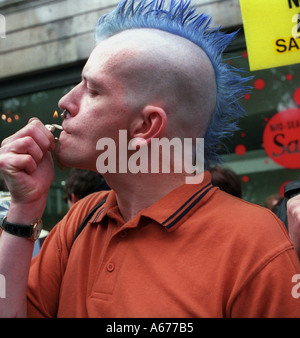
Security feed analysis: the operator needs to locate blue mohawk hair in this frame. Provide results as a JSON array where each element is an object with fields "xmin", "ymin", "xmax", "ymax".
[{"xmin": 95, "ymin": 0, "xmax": 251, "ymax": 167}]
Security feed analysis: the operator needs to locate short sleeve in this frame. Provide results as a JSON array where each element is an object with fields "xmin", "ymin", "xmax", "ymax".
[
  {"xmin": 26, "ymin": 221, "xmax": 68, "ymax": 318},
  {"xmin": 230, "ymin": 248, "xmax": 300, "ymax": 318}
]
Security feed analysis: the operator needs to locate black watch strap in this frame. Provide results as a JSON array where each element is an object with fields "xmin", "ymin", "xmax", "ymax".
[{"xmin": 1, "ymin": 216, "xmax": 33, "ymax": 238}]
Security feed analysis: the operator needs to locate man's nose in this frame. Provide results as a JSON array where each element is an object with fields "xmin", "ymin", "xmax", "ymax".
[{"xmin": 58, "ymin": 83, "xmax": 83, "ymax": 115}]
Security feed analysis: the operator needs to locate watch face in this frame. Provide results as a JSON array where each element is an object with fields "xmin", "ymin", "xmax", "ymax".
[{"xmin": 33, "ymin": 221, "xmax": 43, "ymax": 241}]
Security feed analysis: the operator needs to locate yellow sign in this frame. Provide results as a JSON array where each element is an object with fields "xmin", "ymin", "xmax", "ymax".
[{"xmin": 239, "ymin": 0, "xmax": 300, "ymax": 71}]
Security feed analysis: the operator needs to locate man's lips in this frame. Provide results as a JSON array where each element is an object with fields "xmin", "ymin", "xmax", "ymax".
[{"xmin": 61, "ymin": 124, "xmax": 70, "ymax": 134}]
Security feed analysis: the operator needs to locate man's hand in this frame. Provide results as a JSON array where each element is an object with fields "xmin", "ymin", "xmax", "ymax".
[
  {"xmin": 0, "ymin": 118, "xmax": 56, "ymax": 317},
  {"xmin": 287, "ymin": 194, "xmax": 300, "ymax": 260},
  {"xmin": 0, "ymin": 118, "xmax": 56, "ymax": 222}
]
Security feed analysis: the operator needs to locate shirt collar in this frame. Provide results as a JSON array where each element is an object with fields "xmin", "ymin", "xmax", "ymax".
[
  {"xmin": 141, "ymin": 171, "xmax": 216, "ymax": 231},
  {"xmin": 91, "ymin": 171, "xmax": 217, "ymax": 232}
]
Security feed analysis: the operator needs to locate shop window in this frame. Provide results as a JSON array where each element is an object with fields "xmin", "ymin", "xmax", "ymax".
[{"xmin": 220, "ymin": 49, "xmax": 300, "ymax": 206}]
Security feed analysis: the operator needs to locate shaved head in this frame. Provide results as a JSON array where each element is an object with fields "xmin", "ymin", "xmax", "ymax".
[{"xmin": 91, "ymin": 28, "xmax": 217, "ymax": 140}]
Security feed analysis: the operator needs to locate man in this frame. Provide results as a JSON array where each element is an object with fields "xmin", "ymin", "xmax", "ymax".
[
  {"xmin": 276, "ymin": 180, "xmax": 300, "ymax": 259},
  {"xmin": 0, "ymin": 0, "xmax": 300, "ymax": 317},
  {"xmin": 287, "ymin": 195, "xmax": 300, "ymax": 260}
]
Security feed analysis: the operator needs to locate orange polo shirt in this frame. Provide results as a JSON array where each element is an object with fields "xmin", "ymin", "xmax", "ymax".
[{"xmin": 27, "ymin": 172, "xmax": 300, "ymax": 317}]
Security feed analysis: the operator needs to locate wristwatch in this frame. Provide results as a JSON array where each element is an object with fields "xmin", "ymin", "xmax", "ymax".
[{"xmin": 1, "ymin": 216, "xmax": 43, "ymax": 242}]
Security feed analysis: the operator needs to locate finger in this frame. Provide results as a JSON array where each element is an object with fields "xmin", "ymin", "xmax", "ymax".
[
  {"xmin": 0, "ymin": 138, "xmax": 42, "ymax": 175},
  {"xmin": 8, "ymin": 137, "xmax": 44, "ymax": 166},
  {"xmin": 27, "ymin": 119, "xmax": 56, "ymax": 143},
  {"xmin": 2, "ymin": 119, "xmax": 54, "ymax": 145},
  {"xmin": 28, "ymin": 117, "xmax": 40, "ymax": 124},
  {"xmin": 1, "ymin": 119, "xmax": 42, "ymax": 146},
  {"xmin": 0, "ymin": 152, "xmax": 38, "ymax": 175},
  {"xmin": 2, "ymin": 120, "xmax": 55, "ymax": 152},
  {"xmin": 27, "ymin": 120, "xmax": 57, "ymax": 152}
]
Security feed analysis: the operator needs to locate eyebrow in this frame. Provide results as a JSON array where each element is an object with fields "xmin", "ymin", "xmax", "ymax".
[
  {"xmin": 81, "ymin": 73, "xmax": 110, "ymax": 95},
  {"xmin": 82, "ymin": 73, "xmax": 100, "ymax": 88}
]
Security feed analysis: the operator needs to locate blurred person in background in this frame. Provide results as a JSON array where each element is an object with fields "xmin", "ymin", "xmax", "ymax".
[
  {"xmin": 276, "ymin": 180, "xmax": 300, "ymax": 259},
  {"xmin": 265, "ymin": 194, "xmax": 283, "ymax": 211},
  {"xmin": 64, "ymin": 168, "xmax": 110, "ymax": 209},
  {"xmin": 210, "ymin": 166, "xmax": 242, "ymax": 198}
]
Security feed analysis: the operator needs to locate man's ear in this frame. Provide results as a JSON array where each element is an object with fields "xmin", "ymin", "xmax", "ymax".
[{"xmin": 130, "ymin": 105, "xmax": 167, "ymax": 146}]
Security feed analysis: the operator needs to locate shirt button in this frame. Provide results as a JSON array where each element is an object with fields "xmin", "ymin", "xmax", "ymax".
[
  {"xmin": 119, "ymin": 230, "xmax": 127, "ymax": 238},
  {"xmin": 107, "ymin": 263, "xmax": 115, "ymax": 272}
]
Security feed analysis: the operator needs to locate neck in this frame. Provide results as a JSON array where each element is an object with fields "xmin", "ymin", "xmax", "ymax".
[{"xmin": 104, "ymin": 172, "xmax": 187, "ymax": 222}]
